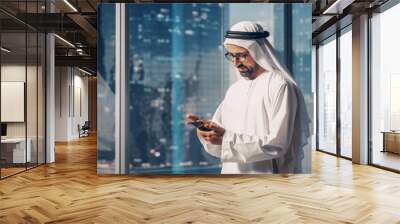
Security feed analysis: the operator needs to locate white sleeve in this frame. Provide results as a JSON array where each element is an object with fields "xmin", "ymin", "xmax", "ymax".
[
  {"xmin": 198, "ymin": 102, "xmax": 224, "ymax": 158},
  {"xmin": 221, "ymin": 83, "xmax": 297, "ymax": 163}
]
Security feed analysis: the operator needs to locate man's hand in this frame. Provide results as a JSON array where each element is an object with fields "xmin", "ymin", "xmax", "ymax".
[
  {"xmin": 197, "ymin": 129, "xmax": 222, "ymax": 145},
  {"xmin": 186, "ymin": 114, "xmax": 225, "ymax": 145}
]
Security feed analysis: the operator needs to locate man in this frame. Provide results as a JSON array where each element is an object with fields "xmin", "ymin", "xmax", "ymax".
[{"xmin": 187, "ymin": 21, "xmax": 310, "ymax": 174}]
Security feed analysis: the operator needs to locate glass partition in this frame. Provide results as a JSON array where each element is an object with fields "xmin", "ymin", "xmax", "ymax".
[
  {"xmin": 0, "ymin": 1, "xmax": 46, "ymax": 179},
  {"xmin": 1, "ymin": 30, "xmax": 28, "ymax": 177}
]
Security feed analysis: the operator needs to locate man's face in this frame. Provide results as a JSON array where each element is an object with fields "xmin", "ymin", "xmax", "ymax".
[{"xmin": 225, "ymin": 44, "xmax": 259, "ymax": 78}]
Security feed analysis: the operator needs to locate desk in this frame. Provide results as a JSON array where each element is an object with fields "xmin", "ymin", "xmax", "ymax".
[
  {"xmin": 1, "ymin": 138, "xmax": 31, "ymax": 163},
  {"xmin": 381, "ymin": 131, "xmax": 400, "ymax": 154}
]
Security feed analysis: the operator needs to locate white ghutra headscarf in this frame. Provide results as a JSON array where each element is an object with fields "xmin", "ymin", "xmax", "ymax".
[
  {"xmin": 224, "ymin": 21, "xmax": 296, "ymax": 84},
  {"xmin": 224, "ymin": 21, "xmax": 311, "ymax": 173}
]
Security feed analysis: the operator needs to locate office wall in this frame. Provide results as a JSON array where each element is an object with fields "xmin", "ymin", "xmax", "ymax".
[
  {"xmin": 55, "ymin": 67, "xmax": 69, "ymax": 141},
  {"xmin": 55, "ymin": 67, "xmax": 89, "ymax": 141}
]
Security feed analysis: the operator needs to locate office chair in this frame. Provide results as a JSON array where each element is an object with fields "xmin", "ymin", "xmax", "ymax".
[{"xmin": 79, "ymin": 121, "xmax": 90, "ymax": 138}]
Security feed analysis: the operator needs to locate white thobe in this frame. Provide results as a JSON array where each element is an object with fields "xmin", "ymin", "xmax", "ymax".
[{"xmin": 199, "ymin": 71, "xmax": 299, "ymax": 174}]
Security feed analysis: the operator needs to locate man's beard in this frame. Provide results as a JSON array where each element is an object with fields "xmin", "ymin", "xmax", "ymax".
[{"xmin": 237, "ymin": 64, "xmax": 258, "ymax": 78}]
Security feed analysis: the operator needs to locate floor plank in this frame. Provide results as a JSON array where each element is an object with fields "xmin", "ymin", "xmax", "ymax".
[{"xmin": 1, "ymin": 135, "xmax": 400, "ymax": 223}]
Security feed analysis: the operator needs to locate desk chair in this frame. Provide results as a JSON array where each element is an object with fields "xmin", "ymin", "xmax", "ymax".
[{"xmin": 78, "ymin": 121, "xmax": 90, "ymax": 138}]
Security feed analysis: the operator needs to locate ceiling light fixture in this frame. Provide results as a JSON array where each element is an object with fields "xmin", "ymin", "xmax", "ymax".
[
  {"xmin": 78, "ymin": 67, "xmax": 94, "ymax": 76},
  {"xmin": 1, "ymin": 47, "xmax": 11, "ymax": 53},
  {"xmin": 63, "ymin": 0, "xmax": 78, "ymax": 12},
  {"xmin": 54, "ymin": 34, "xmax": 75, "ymax": 48},
  {"xmin": 322, "ymin": 0, "xmax": 354, "ymax": 15}
]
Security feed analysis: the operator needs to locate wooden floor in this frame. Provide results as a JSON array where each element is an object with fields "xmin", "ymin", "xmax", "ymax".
[
  {"xmin": 1, "ymin": 167, "xmax": 26, "ymax": 178},
  {"xmin": 1, "ymin": 135, "xmax": 400, "ymax": 223}
]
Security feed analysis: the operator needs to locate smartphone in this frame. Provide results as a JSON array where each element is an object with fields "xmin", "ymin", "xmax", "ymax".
[{"xmin": 190, "ymin": 120, "xmax": 213, "ymax": 132}]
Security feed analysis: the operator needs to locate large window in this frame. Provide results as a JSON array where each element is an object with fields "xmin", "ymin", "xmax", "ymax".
[
  {"xmin": 317, "ymin": 35, "xmax": 337, "ymax": 154},
  {"xmin": 339, "ymin": 27, "xmax": 352, "ymax": 158},
  {"xmin": 316, "ymin": 25, "xmax": 353, "ymax": 159},
  {"xmin": 371, "ymin": 3, "xmax": 400, "ymax": 171}
]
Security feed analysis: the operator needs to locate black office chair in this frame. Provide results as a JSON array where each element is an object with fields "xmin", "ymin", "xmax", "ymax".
[{"xmin": 78, "ymin": 121, "xmax": 90, "ymax": 138}]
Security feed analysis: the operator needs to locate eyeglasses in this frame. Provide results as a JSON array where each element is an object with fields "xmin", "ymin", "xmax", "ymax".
[{"xmin": 224, "ymin": 52, "xmax": 249, "ymax": 63}]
